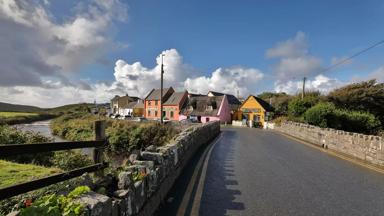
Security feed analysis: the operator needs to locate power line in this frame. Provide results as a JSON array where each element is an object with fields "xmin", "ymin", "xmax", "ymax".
[{"xmin": 320, "ymin": 39, "xmax": 384, "ymax": 74}]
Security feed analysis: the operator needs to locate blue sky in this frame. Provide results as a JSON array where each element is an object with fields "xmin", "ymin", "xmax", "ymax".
[{"xmin": 0, "ymin": 0, "xmax": 383, "ymax": 106}]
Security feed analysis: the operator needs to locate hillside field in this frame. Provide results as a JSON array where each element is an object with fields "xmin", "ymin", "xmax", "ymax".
[{"xmin": 0, "ymin": 160, "xmax": 61, "ymax": 189}]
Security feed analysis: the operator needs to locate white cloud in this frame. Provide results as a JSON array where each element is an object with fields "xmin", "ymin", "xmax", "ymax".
[
  {"xmin": 184, "ymin": 67, "xmax": 264, "ymax": 96},
  {"xmin": 266, "ymin": 31, "xmax": 308, "ymax": 58},
  {"xmin": 274, "ymin": 74, "xmax": 345, "ymax": 94},
  {"xmin": 367, "ymin": 67, "xmax": 384, "ymax": 82},
  {"xmin": 267, "ymin": 31, "xmax": 322, "ymax": 81},
  {"xmin": 0, "ymin": 49, "xmax": 265, "ymax": 107},
  {"xmin": 0, "ymin": 0, "xmax": 127, "ymax": 86},
  {"xmin": 112, "ymin": 49, "xmax": 264, "ymax": 98}
]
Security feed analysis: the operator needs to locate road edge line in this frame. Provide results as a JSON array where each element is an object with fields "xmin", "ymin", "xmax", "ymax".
[{"xmin": 190, "ymin": 133, "xmax": 222, "ymax": 216}]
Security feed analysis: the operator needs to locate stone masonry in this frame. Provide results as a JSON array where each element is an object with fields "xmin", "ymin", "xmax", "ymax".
[
  {"xmin": 275, "ymin": 121, "xmax": 384, "ymax": 167},
  {"xmin": 77, "ymin": 121, "xmax": 220, "ymax": 216}
]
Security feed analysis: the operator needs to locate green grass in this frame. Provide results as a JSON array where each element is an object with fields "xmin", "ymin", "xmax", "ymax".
[
  {"xmin": 0, "ymin": 160, "xmax": 61, "ymax": 189},
  {"xmin": 0, "ymin": 112, "xmax": 38, "ymax": 118}
]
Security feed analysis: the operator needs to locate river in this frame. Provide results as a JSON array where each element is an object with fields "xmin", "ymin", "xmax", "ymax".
[
  {"xmin": 15, "ymin": 120, "xmax": 93, "ymax": 156},
  {"xmin": 15, "ymin": 120, "xmax": 65, "ymax": 142}
]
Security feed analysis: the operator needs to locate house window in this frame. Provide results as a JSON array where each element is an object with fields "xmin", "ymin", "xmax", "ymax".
[
  {"xmin": 148, "ymin": 101, "xmax": 151, "ymax": 106},
  {"xmin": 155, "ymin": 100, "xmax": 158, "ymax": 106},
  {"xmin": 170, "ymin": 111, "xmax": 174, "ymax": 118},
  {"xmin": 162, "ymin": 111, "xmax": 166, "ymax": 118},
  {"xmin": 155, "ymin": 111, "xmax": 158, "ymax": 117},
  {"xmin": 148, "ymin": 110, "xmax": 151, "ymax": 116},
  {"xmin": 206, "ymin": 117, "xmax": 210, "ymax": 122}
]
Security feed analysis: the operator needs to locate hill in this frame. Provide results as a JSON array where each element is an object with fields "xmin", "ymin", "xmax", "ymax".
[{"xmin": 0, "ymin": 102, "xmax": 43, "ymax": 113}]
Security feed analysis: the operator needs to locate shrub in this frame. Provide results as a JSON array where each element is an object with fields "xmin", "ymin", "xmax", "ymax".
[
  {"xmin": 19, "ymin": 186, "xmax": 90, "ymax": 216},
  {"xmin": 0, "ymin": 125, "xmax": 54, "ymax": 166},
  {"xmin": 304, "ymin": 102, "xmax": 337, "ymax": 128},
  {"xmin": 51, "ymin": 151, "xmax": 93, "ymax": 171},
  {"xmin": 288, "ymin": 95, "xmax": 319, "ymax": 117},
  {"xmin": 334, "ymin": 109, "xmax": 381, "ymax": 134}
]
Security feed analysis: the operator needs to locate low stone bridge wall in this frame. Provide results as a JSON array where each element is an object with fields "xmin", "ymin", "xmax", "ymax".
[
  {"xmin": 77, "ymin": 121, "xmax": 220, "ymax": 216},
  {"xmin": 275, "ymin": 121, "xmax": 384, "ymax": 167}
]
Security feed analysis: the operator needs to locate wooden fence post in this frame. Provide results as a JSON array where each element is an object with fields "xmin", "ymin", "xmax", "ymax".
[{"xmin": 94, "ymin": 120, "xmax": 106, "ymax": 176}]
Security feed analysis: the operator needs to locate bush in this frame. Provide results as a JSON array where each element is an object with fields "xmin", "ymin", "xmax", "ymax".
[
  {"xmin": 334, "ymin": 110, "xmax": 381, "ymax": 135},
  {"xmin": 288, "ymin": 95, "xmax": 319, "ymax": 117},
  {"xmin": 304, "ymin": 103, "xmax": 337, "ymax": 128},
  {"xmin": 51, "ymin": 151, "xmax": 93, "ymax": 171},
  {"xmin": 19, "ymin": 186, "xmax": 90, "ymax": 216},
  {"xmin": 0, "ymin": 125, "xmax": 54, "ymax": 166},
  {"xmin": 302, "ymin": 102, "xmax": 381, "ymax": 135}
]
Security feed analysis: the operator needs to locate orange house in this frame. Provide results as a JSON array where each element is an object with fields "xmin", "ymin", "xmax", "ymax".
[
  {"xmin": 163, "ymin": 91, "xmax": 188, "ymax": 121},
  {"xmin": 144, "ymin": 87, "xmax": 174, "ymax": 119}
]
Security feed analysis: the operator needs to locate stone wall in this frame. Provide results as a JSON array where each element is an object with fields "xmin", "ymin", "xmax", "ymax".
[
  {"xmin": 275, "ymin": 121, "xmax": 384, "ymax": 167},
  {"xmin": 77, "ymin": 121, "xmax": 220, "ymax": 216}
]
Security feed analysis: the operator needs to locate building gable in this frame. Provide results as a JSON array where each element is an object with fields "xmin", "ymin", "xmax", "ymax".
[{"xmin": 240, "ymin": 96, "xmax": 266, "ymax": 113}]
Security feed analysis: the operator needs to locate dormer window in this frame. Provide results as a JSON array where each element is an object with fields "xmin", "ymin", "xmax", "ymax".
[
  {"xmin": 188, "ymin": 105, "xmax": 194, "ymax": 111},
  {"xmin": 206, "ymin": 105, "xmax": 213, "ymax": 111}
]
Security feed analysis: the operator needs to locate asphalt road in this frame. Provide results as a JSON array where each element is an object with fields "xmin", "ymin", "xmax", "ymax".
[{"xmin": 157, "ymin": 127, "xmax": 384, "ymax": 216}]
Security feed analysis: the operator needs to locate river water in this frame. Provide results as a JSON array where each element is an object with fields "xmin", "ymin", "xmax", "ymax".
[{"xmin": 15, "ymin": 120, "xmax": 92, "ymax": 156}]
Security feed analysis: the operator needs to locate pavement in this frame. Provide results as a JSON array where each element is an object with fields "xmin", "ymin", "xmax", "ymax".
[{"xmin": 157, "ymin": 127, "xmax": 384, "ymax": 216}]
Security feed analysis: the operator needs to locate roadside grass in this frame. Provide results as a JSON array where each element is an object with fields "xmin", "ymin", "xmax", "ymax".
[
  {"xmin": 0, "ymin": 112, "xmax": 38, "ymax": 118},
  {"xmin": 0, "ymin": 160, "xmax": 61, "ymax": 189},
  {"xmin": 0, "ymin": 112, "xmax": 57, "ymax": 125}
]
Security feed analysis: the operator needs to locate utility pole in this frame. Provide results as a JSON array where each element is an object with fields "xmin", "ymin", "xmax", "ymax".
[
  {"xmin": 302, "ymin": 77, "xmax": 306, "ymax": 99},
  {"xmin": 160, "ymin": 53, "xmax": 165, "ymax": 124}
]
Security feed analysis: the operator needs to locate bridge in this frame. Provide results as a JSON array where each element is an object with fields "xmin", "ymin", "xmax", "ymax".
[{"xmin": 158, "ymin": 127, "xmax": 384, "ymax": 216}]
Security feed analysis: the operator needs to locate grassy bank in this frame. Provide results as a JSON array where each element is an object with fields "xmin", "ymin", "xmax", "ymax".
[
  {"xmin": 0, "ymin": 112, "xmax": 57, "ymax": 125},
  {"xmin": 51, "ymin": 113, "xmax": 181, "ymax": 156},
  {"xmin": 0, "ymin": 160, "xmax": 61, "ymax": 189}
]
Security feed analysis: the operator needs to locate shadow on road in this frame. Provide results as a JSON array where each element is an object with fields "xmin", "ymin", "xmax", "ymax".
[{"xmin": 200, "ymin": 129, "xmax": 245, "ymax": 216}]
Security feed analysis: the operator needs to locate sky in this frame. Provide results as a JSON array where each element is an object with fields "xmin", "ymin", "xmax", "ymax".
[{"xmin": 0, "ymin": 0, "xmax": 383, "ymax": 107}]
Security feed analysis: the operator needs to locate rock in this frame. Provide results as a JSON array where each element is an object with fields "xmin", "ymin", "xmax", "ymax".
[
  {"xmin": 140, "ymin": 152, "xmax": 164, "ymax": 165},
  {"xmin": 133, "ymin": 160, "xmax": 154, "ymax": 171},
  {"xmin": 75, "ymin": 192, "xmax": 112, "ymax": 216},
  {"xmin": 145, "ymin": 145, "xmax": 156, "ymax": 152},
  {"xmin": 118, "ymin": 171, "xmax": 132, "ymax": 190},
  {"xmin": 112, "ymin": 200, "xmax": 119, "ymax": 216},
  {"xmin": 129, "ymin": 150, "xmax": 141, "ymax": 162},
  {"xmin": 133, "ymin": 180, "xmax": 147, "ymax": 214}
]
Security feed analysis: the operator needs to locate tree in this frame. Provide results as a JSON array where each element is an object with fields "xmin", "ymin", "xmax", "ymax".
[
  {"xmin": 327, "ymin": 79, "xmax": 384, "ymax": 125},
  {"xmin": 258, "ymin": 92, "xmax": 293, "ymax": 116},
  {"xmin": 288, "ymin": 94, "xmax": 320, "ymax": 117}
]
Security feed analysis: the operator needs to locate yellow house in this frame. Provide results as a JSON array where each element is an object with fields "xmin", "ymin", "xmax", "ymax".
[{"xmin": 236, "ymin": 95, "xmax": 274, "ymax": 127}]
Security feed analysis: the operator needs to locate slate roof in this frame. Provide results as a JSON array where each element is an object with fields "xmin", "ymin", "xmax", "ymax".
[
  {"xmin": 145, "ymin": 87, "xmax": 174, "ymax": 100},
  {"xmin": 181, "ymin": 95, "xmax": 224, "ymax": 116},
  {"xmin": 163, "ymin": 91, "xmax": 187, "ymax": 105},
  {"xmin": 208, "ymin": 91, "xmax": 241, "ymax": 110}
]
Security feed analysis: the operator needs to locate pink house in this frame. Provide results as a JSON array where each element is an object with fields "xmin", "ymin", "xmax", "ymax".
[{"xmin": 179, "ymin": 94, "xmax": 231, "ymax": 123}]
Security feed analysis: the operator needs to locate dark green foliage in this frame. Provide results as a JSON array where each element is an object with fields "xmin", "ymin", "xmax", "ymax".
[
  {"xmin": 107, "ymin": 121, "xmax": 179, "ymax": 155},
  {"xmin": 258, "ymin": 92, "xmax": 293, "ymax": 116},
  {"xmin": 303, "ymin": 102, "xmax": 381, "ymax": 134},
  {"xmin": 304, "ymin": 103, "xmax": 337, "ymax": 128},
  {"xmin": 0, "ymin": 125, "xmax": 54, "ymax": 166},
  {"xmin": 51, "ymin": 151, "xmax": 93, "ymax": 171},
  {"xmin": 51, "ymin": 114, "xmax": 180, "ymax": 156},
  {"xmin": 327, "ymin": 79, "xmax": 384, "ymax": 125},
  {"xmin": 333, "ymin": 110, "xmax": 381, "ymax": 134},
  {"xmin": 288, "ymin": 95, "xmax": 319, "ymax": 117},
  {"xmin": 19, "ymin": 186, "xmax": 90, "ymax": 216}
]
